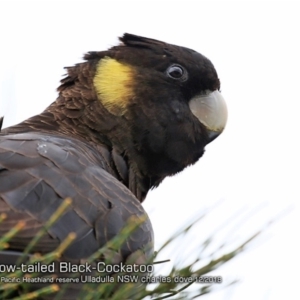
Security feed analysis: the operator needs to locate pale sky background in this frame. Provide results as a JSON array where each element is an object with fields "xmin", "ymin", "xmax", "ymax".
[{"xmin": 1, "ymin": 1, "xmax": 300, "ymax": 299}]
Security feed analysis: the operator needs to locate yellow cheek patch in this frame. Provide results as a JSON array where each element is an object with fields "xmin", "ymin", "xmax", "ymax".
[{"xmin": 93, "ymin": 57, "xmax": 135, "ymax": 115}]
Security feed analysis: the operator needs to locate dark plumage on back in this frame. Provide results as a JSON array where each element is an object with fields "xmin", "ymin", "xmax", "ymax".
[{"xmin": 0, "ymin": 33, "xmax": 227, "ymax": 298}]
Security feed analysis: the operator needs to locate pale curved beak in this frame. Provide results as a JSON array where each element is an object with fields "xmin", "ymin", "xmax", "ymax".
[{"xmin": 189, "ymin": 90, "xmax": 228, "ymax": 142}]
